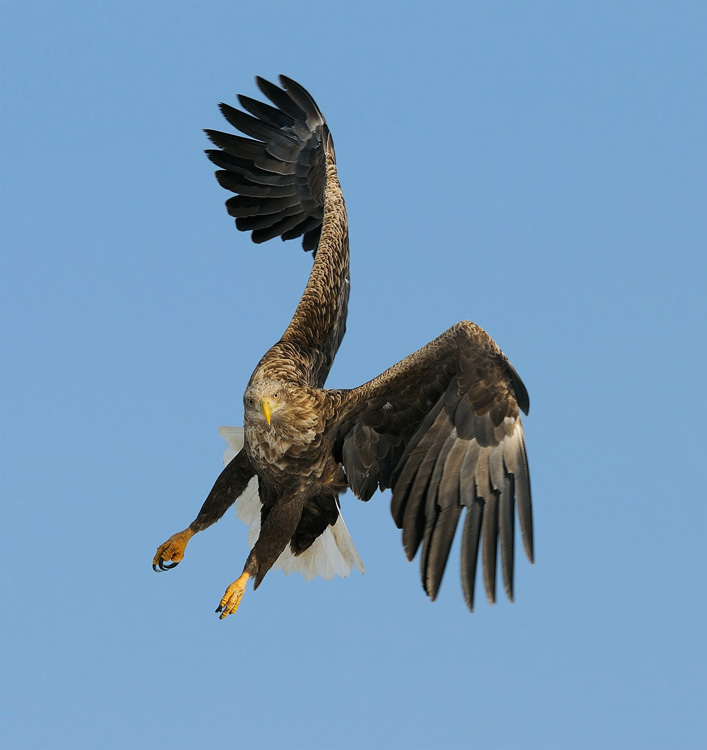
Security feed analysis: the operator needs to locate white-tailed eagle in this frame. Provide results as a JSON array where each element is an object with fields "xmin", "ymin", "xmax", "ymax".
[{"xmin": 153, "ymin": 76, "xmax": 533, "ymax": 618}]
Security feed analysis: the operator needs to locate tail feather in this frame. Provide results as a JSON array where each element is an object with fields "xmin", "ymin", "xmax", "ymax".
[{"xmin": 219, "ymin": 426, "xmax": 364, "ymax": 581}]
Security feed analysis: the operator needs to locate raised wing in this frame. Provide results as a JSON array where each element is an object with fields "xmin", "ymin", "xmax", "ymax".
[
  {"xmin": 206, "ymin": 75, "xmax": 350, "ymax": 388},
  {"xmin": 334, "ymin": 320, "xmax": 532, "ymax": 611}
]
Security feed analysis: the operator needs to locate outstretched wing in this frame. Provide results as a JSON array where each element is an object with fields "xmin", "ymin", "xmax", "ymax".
[
  {"xmin": 206, "ymin": 76, "xmax": 350, "ymax": 387},
  {"xmin": 334, "ymin": 321, "xmax": 532, "ymax": 612}
]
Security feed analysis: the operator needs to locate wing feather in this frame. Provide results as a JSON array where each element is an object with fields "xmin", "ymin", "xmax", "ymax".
[
  {"xmin": 401, "ymin": 412, "xmax": 451, "ymax": 561},
  {"xmin": 490, "ymin": 445, "xmax": 515, "ymax": 600},
  {"xmin": 480, "ymin": 466, "xmax": 499, "ymax": 604},
  {"xmin": 205, "ymin": 76, "xmax": 328, "ymax": 251},
  {"xmin": 390, "ymin": 398, "xmax": 445, "ymax": 524},
  {"xmin": 236, "ymin": 94, "xmax": 292, "ymax": 130},
  {"xmin": 421, "ymin": 433, "xmax": 464, "ymax": 600},
  {"xmin": 256, "ymin": 76, "xmax": 309, "ymax": 125},
  {"xmin": 217, "ymin": 103, "xmax": 302, "ymax": 161},
  {"xmin": 215, "ymin": 172, "xmax": 296, "ymax": 198},
  {"xmin": 335, "ymin": 319, "xmax": 533, "ymax": 612},
  {"xmin": 504, "ymin": 428, "xmax": 534, "ymax": 562},
  {"xmin": 460, "ymin": 496, "xmax": 484, "ymax": 611},
  {"xmin": 225, "ymin": 194, "xmax": 303, "ymax": 218}
]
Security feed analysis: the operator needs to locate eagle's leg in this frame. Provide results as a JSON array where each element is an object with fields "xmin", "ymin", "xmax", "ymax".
[
  {"xmin": 153, "ymin": 451, "xmax": 253, "ymax": 572},
  {"xmin": 216, "ymin": 572, "xmax": 251, "ymax": 619},
  {"xmin": 214, "ymin": 494, "xmax": 305, "ymax": 619}
]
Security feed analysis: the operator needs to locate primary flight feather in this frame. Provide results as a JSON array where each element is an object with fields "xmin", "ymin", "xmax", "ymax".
[{"xmin": 153, "ymin": 75, "xmax": 533, "ymax": 617}]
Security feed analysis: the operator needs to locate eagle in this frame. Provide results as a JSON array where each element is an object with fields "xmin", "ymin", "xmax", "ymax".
[{"xmin": 153, "ymin": 76, "xmax": 533, "ymax": 618}]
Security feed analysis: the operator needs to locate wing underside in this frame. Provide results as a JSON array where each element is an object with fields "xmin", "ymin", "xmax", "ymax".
[{"xmin": 336, "ymin": 320, "xmax": 533, "ymax": 611}]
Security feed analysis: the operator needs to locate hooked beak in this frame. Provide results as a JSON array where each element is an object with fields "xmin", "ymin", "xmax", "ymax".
[{"xmin": 259, "ymin": 398, "xmax": 273, "ymax": 425}]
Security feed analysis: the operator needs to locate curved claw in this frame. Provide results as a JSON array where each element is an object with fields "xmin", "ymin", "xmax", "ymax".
[
  {"xmin": 153, "ymin": 559, "xmax": 181, "ymax": 572},
  {"xmin": 152, "ymin": 529, "xmax": 193, "ymax": 573},
  {"xmin": 216, "ymin": 572, "xmax": 251, "ymax": 620}
]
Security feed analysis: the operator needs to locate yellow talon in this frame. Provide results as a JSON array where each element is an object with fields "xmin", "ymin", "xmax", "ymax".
[
  {"xmin": 153, "ymin": 528, "xmax": 194, "ymax": 571},
  {"xmin": 216, "ymin": 572, "xmax": 251, "ymax": 619}
]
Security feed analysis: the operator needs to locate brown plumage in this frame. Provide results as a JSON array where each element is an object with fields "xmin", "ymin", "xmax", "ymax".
[{"xmin": 153, "ymin": 75, "xmax": 533, "ymax": 617}]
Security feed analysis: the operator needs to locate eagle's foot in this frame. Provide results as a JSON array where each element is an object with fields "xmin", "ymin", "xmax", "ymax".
[
  {"xmin": 153, "ymin": 529, "xmax": 194, "ymax": 572},
  {"xmin": 216, "ymin": 572, "xmax": 251, "ymax": 619}
]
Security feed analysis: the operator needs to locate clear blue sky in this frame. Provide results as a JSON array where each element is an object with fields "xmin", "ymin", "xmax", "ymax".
[{"xmin": 2, "ymin": 2, "xmax": 706, "ymax": 748}]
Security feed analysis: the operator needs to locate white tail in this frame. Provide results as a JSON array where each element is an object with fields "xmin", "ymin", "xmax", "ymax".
[{"xmin": 218, "ymin": 426, "xmax": 364, "ymax": 581}]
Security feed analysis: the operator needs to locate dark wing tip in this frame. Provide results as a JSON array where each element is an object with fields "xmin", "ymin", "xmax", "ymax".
[
  {"xmin": 278, "ymin": 74, "xmax": 319, "ymax": 110},
  {"xmin": 208, "ymin": 75, "xmax": 329, "ymax": 252},
  {"xmin": 508, "ymin": 362, "xmax": 530, "ymax": 415}
]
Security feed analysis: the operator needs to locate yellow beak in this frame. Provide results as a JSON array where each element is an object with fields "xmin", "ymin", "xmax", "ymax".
[{"xmin": 260, "ymin": 398, "xmax": 273, "ymax": 425}]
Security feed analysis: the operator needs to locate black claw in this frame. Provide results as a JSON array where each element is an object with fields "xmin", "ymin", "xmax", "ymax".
[
  {"xmin": 153, "ymin": 559, "xmax": 180, "ymax": 572},
  {"xmin": 215, "ymin": 605, "xmax": 223, "ymax": 613}
]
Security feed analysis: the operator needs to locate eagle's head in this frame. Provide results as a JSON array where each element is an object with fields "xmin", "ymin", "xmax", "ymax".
[
  {"xmin": 243, "ymin": 379, "xmax": 322, "ymax": 460},
  {"xmin": 244, "ymin": 379, "xmax": 290, "ymax": 427}
]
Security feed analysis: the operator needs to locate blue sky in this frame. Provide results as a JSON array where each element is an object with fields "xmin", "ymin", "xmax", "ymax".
[{"xmin": 1, "ymin": 2, "xmax": 706, "ymax": 748}]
